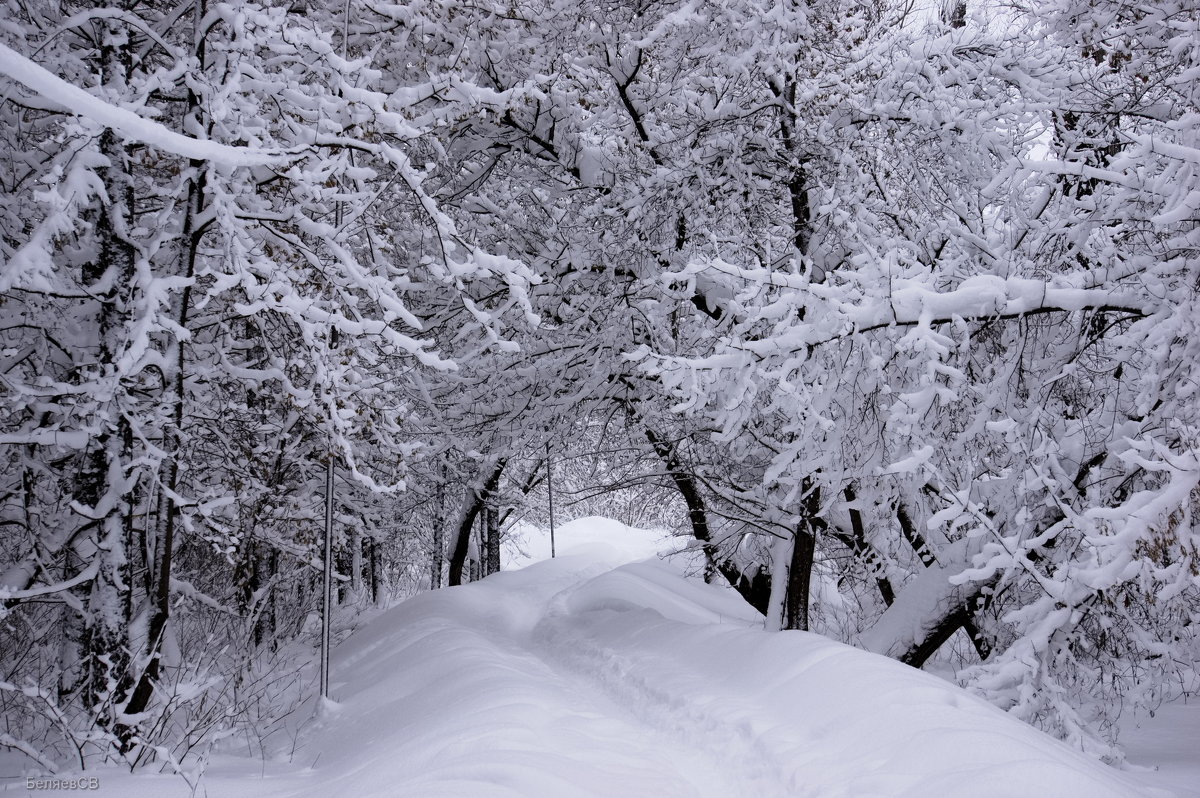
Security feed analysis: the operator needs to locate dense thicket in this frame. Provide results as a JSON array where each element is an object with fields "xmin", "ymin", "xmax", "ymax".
[{"xmin": 1, "ymin": 0, "xmax": 1196, "ymax": 772}]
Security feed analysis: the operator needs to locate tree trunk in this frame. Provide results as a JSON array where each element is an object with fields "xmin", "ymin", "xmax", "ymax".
[
  {"xmin": 783, "ymin": 525, "xmax": 816, "ymax": 631},
  {"xmin": 350, "ymin": 528, "xmax": 363, "ymax": 598},
  {"xmin": 319, "ymin": 454, "xmax": 335, "ymax": 700},
  {"xmin": 895, "ymin": 501, "xmax": 992, "ymax": 663},
  {"xmin": 485, "ymin": 505, "xmax": 501, "ymax": 576},
  {"xmin": 76, "ymin": 23, "xmax": 141, "ymax": 747},
  {"xmin": 859, "ymin": 532, "xmax": 995, "ymax": 668},
  {"xmin": 643, "ymin": 425, "xmax": 776, "ymax": 612},
  {"xmin": 942, "ymin": 0, "xmax": 966, "ymax": 29},
  {"xmin": 781, "ymin": 481, "xmax": 822, "ymax": 631},
  {"xmin": 370, "ymin": 539, "xmax": 381, "ymax": 604},
  {"xmin": 124, "ymin": 0, "xmax": 209, "ymax": 725},
  {"xmin": 263, "ymin": 548, "xmax": 278, "ymax": 647},
  {"xmin": 843, "ymin": 485, "xmax": 895, "ymax": 605},
  {"xmin": 430, "ymin": 475, "xmax": 445, "ymax": 590},
  {"xmin": 717, "ymin": 562, "xmax": 773, "ymax": 615},
  {"xmin": 644, "ymin": 429, "xmax": 720, "ymax": 582},
  {"xmin": 448, "ymin": 459, "xmax": 506, "ymax": 586},
  {"xmin": 546, "ymin": 446, "xmax": 556, "ymax": 559}
]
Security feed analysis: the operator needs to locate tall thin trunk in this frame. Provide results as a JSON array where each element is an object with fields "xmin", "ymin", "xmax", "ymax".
[
  {"xmin": 75, "ymin": 21, "xmax": 140, "ymax": 746},
  {"xmin": 350, "ymin": 529, "xmax": 363, "ymax": 599},
  {"xmin": 320, "ymin": 454, "xmax": 335, "ymax": 700},
  {"xmin": 431, "ymin": 475, "xmax": 445, "ymax": 590},
  {"xmin": 471, "ymin": 511, "xmax": 484, "ymax": 582},
  {"xmin": 124, "ymin": 0, "xmax": 209, "ymax": 722},
  {"xmin": 256, "ymin": 547, "xmax": 276, "ymax": 647},
  {"xmin": 485, "ymin": 505, "xmax": 500, "ymax": 576},
  {"xmin": 644, "ymin": 429, "xmax": 719, "ymax": 582},
  {"xmin": 783, "ymin": 525, "xmax": 816, "ymax": 631},
  {"xmin": 370, "ymin": 539, "xmax": 380, "ymax": 604},
  {"xmin": 782, "ymin": 482, "xmax": 821, "ymax": 631},
  {"xmin": 764, "ymin": 533, "xmax": 792, "ymax": 632},
  {"xmin": 546, "ymin": 446, "xmax": 556, "ymax": 559}
]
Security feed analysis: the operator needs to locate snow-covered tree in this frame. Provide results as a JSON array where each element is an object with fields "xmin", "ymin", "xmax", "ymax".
[
  {"xmin": 635, "ymin": 0, "xmax": 1200, "ymax": 755},
  {"xmin": 0, "ymin": 0, "xmax": 534, "ymax": 763},
  {"xmin": 1, "ymin": 0, "xmax": 1195, "ymax": 771}
]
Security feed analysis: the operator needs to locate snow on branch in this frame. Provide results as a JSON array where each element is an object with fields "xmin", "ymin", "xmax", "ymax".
[
  {"xmin": 0, "ymin": 561, "xmax": 97, "ymax": 603},
  {"xmin": 859, "ymin": 275, "xmax": 1154, "ymax": 328},
  {"xmin": 700, "ymin": 262, "xmax": 1155, "ymax": 353},
  {"xmin": 0, "ymin": 42, "xmax": 280, "ymax": 167}
]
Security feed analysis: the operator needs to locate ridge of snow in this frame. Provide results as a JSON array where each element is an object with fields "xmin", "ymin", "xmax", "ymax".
[{"xmin": 34, "ymin": 518, "xmax": 1169, "ymax": 798}]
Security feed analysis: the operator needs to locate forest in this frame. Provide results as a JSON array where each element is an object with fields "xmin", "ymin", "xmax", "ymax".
[{"xmin": 0, "ymin": 0, "xmax": 1197, "ymax": 778}]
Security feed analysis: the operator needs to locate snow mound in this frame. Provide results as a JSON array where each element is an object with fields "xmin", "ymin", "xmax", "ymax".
[
  {"xmin": 502, "ymin": 515, "xmax": 681, "ymax": 569},
  {"xmin": 62, "ymin": 519, "xmax": 1166, "ymax": 798}
]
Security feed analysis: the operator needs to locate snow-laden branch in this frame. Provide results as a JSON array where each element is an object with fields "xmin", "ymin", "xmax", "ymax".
[
  {"xmin": 0, "ymin": 561, "xmax": 97, "ymax": 602},
  {"xmin": 685, "ymin": 260, "xmax": 1155, "ymax": 355},
  {"xmin": 0, "ymin": 42, "xmax": 281, "ymax": 167}
]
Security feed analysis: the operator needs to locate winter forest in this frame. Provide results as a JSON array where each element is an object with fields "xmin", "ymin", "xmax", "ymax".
[{"xmin": 0, "ymin": 0, "xmax": 1198, "ymax": 791}]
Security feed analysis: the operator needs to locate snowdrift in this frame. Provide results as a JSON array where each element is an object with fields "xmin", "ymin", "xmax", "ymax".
[{"xmin": 53, "ymin": 518, "xmax": 1166, "ymax": 798}]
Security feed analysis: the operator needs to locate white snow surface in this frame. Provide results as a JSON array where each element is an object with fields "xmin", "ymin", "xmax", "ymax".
[
  {"xmin": 8, "ymin": 518, "xmax": 1174, "ymax": 798},
  {"xmin": 1120, "ymin": 702, "xmax": 1200, "ymax": 798}
]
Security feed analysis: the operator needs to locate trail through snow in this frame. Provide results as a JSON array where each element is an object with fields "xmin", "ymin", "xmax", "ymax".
[{"xmin": 6, "ymin": 518, "xmax": 1179, "ymax": 798}]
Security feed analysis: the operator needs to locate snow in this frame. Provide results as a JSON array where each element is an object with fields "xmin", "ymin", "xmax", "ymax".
[
  {"xmin": 0, "ymin": 42, "xmax": 280, "ymax": 166},
  {"xmin": 1120, "ymin": 702, "xmax": 1200, "ymax": 798},
  {"xmin": 502, "ymin": 515, "xmax": 682, "ymax": 568},
  {"xmin": 2, "ymin": 518, "xmax": 1178, "ymax": 798}
]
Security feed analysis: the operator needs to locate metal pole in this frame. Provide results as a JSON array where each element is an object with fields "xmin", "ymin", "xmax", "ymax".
[{"xmin": 546, "ymin": 443, "xmax": 555, "ymax": 558}]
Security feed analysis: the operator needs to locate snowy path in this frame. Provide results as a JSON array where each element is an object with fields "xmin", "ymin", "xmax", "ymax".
[
  {"xmin": 16, "ymin": 519, "xmax": 1175, "ymax": 798},
  {"xmin": 307, "ymin": 552, "xmax": 791, "ymax": 798}
]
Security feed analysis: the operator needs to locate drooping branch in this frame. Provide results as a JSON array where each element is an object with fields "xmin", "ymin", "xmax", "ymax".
[
  {"xmin": 839, "ymin": 484, "xmax": 895, "ymax": 606},
  {"xmin": 641, "ymin": 426, "xmax": 772, "ymax": 610},
  {"xmin": 884, "ymin": 501, "xmax": 992, "ymax": 665},
  {"xmin": 643, "ymin": 429, "xmax": 717, "ymax": 578}
]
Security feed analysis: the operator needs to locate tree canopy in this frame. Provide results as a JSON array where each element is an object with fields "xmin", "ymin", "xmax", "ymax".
[{"xmin": 0, "ymin": 0, "xmax": 1196, "ymax": 770}]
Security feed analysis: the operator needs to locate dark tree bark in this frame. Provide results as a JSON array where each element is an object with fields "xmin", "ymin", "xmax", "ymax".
[
  {"xmin": 370, "ymin": 539, "xmax": 381, "ymax": 603},
  {"xmin": 841, "ymin": 484, "xmax": 896, "ymax": 606},
  {"xmin": 782, "ymin": 482, "xmax": 822, "ymax": 631},
  {"xmin": 265, "ymin": 548, "xmax": 279, "ymax": 645},
  {"xmin": 897, "ymin": 602, "xmax": 990, "ymax": 668},
  {"xmin": 448, "ymin": 459, "xmax": 506, "ymax": 586},
  {"xmin": 783, "ymin": 526, "xmax": 816, "ymax": 631},
  {"xmin": 499, "ymin": 459, "xmax": 545, "ymax": 527},
  {"xmin": 718, "ymin": 563, "xmax": 773, "ymax": 615},
  {"xmin": 76, "ymin": 23, "xmax": 142, "ymax": 748},
  {"xmin": 484, "ymin": 506, "xmax": 501, "ymax": 577},
  {"xmin": 643, "ymin": 425, "xmax": 776, "ymax": 613},
  {"xmin": 431, "ymin": 474, "xmax": 445, "ymax": 590},
  {"xmin": 644, "ymin": 428, "xmax": 721, "ymax": 582},
  {"xmin": 942, "ymin": 0, "xmax": 966, "ymax": 29}
]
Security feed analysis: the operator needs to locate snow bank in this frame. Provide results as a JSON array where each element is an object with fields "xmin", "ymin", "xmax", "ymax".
[
  {"xmin": 502, "ymin": 515, "xmax": 682, "ymax": 568},
  {"xmin": 35, "ymin": 519, "xmax": 1166, "ymax": 798},
  {"xmin": 1120, "ymin": 702, "xmax": 1200, "ymax": 798}
]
